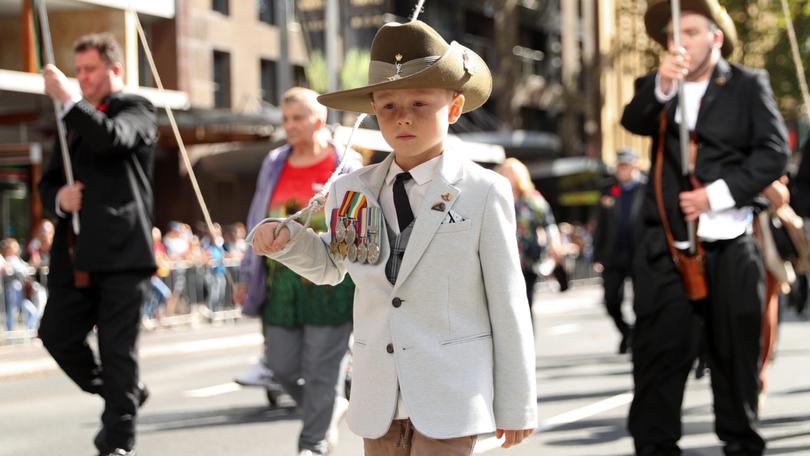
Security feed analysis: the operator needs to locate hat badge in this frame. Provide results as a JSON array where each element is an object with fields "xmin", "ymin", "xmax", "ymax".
[
  {"xmin": 463, "ymin": 49, "xmax": 476, "ymax": 75},
  {"xmin": 390, "ymin": 53, "xmax": 404, "ymax": 80}
]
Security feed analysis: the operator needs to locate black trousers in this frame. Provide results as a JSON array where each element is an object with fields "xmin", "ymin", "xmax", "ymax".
[
  {"xmin": 629, "ymin": 230, "xmax": 765, "ymax": 456},
  {"xmin": 601, "ymin": 264, "xmax": 633, "ymax": 337},
  {"xmin": 39, "ymin": 269, "xmax": 151, "ymax": 451}
]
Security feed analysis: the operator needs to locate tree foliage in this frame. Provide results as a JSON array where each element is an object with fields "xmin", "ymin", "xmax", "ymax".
[{"xmin": 723, "ymin": 0, "xmax": 810, "ymax": 121}]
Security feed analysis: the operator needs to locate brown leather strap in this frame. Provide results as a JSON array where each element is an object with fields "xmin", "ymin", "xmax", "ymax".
[{"xmin": 653, "ymin": 111, "xmax": 704, "ymax": 262}]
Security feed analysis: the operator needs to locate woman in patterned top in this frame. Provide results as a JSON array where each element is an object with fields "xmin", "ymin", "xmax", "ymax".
[{"xmin": 496, "ymin": 158, "xmax": 559, "ymax": 311}]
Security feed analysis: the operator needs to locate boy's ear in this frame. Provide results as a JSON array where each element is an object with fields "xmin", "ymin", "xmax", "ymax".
[{"xmin": 448, "ymin": 93, "xmax": 465, "ymax": 124}]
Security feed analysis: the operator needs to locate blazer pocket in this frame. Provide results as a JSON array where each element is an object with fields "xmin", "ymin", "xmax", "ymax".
[
  {"xmin": 436, "ymin": 219, "xmax": 473, "ymax": 234},
  {"xmin": 440, "ymin": 332, "xmax": 492, "ymax": 346}
]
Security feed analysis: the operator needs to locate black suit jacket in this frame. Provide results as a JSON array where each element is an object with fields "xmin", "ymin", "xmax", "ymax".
[
  {"xmin": 792, "ymin": 139, "xmax": 810, "ymax": 218},
  {"xmin": 593, "ymin": 177, "xmax": 646, "ymax": 267},
  {"xmin": 39, "ymin": 92, "xmax": 157, "ymax": 286},
  {"xmin": 621, "ymin": 60, "xmax": 788, "ymax": 243}
]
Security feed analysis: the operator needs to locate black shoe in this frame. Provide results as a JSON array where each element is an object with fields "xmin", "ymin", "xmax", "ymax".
[
  {"xmin": 724, "ymin": 441, "xmax": 764, "ymax": 456},
  {"xmin": 100, "ymin": 449, "xmax": 135, "ymax": 456},
  {"xmin": 94, "ymin": 385, "xmax": 147, "ymax": 453},
  {"xmin": 619, "ymin": 336, "xmax": 630, "ymax": 354},
  {"xmin": 137, "ymin": 383, "xmax": 149, "ymax": 408},
  {"xmin": 694, "ymin": 356, "xmax": 709, "ymax": 380},
  {"xmin": 619, "ymin": 329, "xmax": 633, "ymax": 354},
  {"xmin": 636, "ymin": 444, "xmax": 681, "ymax": 456}
]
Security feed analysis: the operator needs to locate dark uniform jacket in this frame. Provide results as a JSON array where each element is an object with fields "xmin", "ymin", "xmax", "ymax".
[
  {"xmin": 39, "ymin": 92, "xmax": 157, "ymax": 286},
  {"xmin": 593, "ymin": 176, "xmax": 646, "ymax": 267},
  {"xmin": 621, "ymin": 59, "xmax": 788, "ymax": 247},
  {"xmin": 791, "ymin": 139, "xmax": 810, "ymax": 218}
]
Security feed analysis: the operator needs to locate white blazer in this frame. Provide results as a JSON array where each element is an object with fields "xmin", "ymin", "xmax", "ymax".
[{"xmin": 269, "ymin": 149, "xmax": 537, "ymax": 439}]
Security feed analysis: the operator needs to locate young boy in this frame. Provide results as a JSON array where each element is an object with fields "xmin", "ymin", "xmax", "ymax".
[{"xmin": 251, "ymin": 19, "xmax": 537, "ymax": 455}]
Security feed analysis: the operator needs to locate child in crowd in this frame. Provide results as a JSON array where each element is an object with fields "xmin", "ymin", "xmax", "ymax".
[{"xmin": 2, "ymin": 238, "xmax": 38, "ymax": 331}]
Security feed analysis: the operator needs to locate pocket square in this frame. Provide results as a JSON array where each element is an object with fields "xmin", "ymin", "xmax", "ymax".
[{"xmin": 442, "ymin": 210, "xmax": 467, "ymax": 224}]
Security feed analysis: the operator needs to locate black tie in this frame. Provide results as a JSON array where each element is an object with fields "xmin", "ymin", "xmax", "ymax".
[{"xmin": 393, "ymin": 172, "xmax": 414, "ymax": 232}]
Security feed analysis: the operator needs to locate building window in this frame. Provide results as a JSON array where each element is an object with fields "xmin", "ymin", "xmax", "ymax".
[
  {"xmin": 213, "ymin": 50, "xmax": 231, "ymax": 108},
  {"xmin": 212, "ymin": 0, "xmax": 229, "ymax": 15},
  {"xmin": 260, "ymin": 59, "xmax": 278, "ymax": 105},
  {"xmin": 137, "ymin": 24, "xmax": 155, "ymax": 88},
  {"xmin": 258, "ymin": 0, "xmax": 275, "ymax": 25},
  {"xmin": 293, "ymin": 65, "xmax": 308, "ymax": 89}
]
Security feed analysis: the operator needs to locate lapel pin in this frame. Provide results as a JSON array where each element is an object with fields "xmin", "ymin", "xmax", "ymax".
[
  {"xmin": 441, "ymin": 192, "xmax": 452, "ymax": 202},
  {"xmin": 714, "ymin": 77, "xmax": 726, "ymax": 86},
  {"xmin": 431, "ymin": 202, "xmax": 446, "ymax": 212}
]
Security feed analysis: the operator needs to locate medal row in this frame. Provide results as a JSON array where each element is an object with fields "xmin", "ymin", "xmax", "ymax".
[{"xmin": 330, "ymin": 193, "xmax": 382, "ymax": 265}]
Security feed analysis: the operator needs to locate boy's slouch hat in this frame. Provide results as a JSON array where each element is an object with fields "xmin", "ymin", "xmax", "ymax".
[{"xmin": 317, "ymin": 20, "xmax": 492, "ymax": 114}]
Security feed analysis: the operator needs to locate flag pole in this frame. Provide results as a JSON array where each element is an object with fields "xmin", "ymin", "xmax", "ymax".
[
  {"xmin": 670, "ymin": 0, "xmax": 695, "ymax": 254},
  {"xmin": 35, "ymin": 0, "xmax": 80, "ymax": 235}
]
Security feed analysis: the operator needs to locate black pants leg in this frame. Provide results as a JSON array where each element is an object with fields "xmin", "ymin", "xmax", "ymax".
[
  {"xmin": 523, "ymin": 268, "xmax": 538, "ymax": 310},
  {"xmin": 602, "ymin": 265, "xmax": 631, "ymax": 337},
  {"xmin": 628, "ymin": 229, "xmax": 700, "ymax": 454},
  {"xmin": 39, "ymin": 285, "xmax": 103, "ymax": 394},
  {"xmin": 39, "ymin": 270, "xmax": 150, "ymax": 451},
  {"xmin": 704, "ymin": 237, "xmax": 765, "ymax": 455}
]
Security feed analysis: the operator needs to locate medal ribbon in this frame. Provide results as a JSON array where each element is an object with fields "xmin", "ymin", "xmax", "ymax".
[
  {"xmin": 330, "ymin": 208, "xmax": 338, "ymax": 234},
  {"xmin": 348, "ymin": 193, "xmax": 366, "ymax": 219},
  {"xmin": 359, "ymin": 207, "xmax": 368, "ymax": 240},
  {"xmin": 339, "ymin": 191, "xmax": 356, "ymax": 216}
]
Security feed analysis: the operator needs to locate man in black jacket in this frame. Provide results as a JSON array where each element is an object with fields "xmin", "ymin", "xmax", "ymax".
[
  {"xmin": 592, "ymin": 149, "xmax": 644, "ymax": 354},
  {"xmin": 38, "ymin": 33, "xmax": 156, "ymax": 456},
  {"xmin": 621, "ymin": 1, "xmax": 788, "ymax": 455}
]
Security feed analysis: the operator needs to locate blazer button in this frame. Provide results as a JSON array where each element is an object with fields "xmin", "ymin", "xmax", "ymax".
[
  {"xmin": 386, "ymin": 343, "xmax": 394, "ymax": 354},
  {"xmin": 392, "ymin": 297, "xmax": 402, "ymax": 308}
]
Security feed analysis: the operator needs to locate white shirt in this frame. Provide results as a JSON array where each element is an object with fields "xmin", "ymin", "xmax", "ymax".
[
  {"xmin": 655, "ymin": 75, "xmax": 751, "ymax": 243},
  {"xmin": 380, "ymin": 155, "xmax": 443, "ymax": 235},
  {"xmin": 379, "ymin": 153, "xmax": 443, "ymax": 419}
]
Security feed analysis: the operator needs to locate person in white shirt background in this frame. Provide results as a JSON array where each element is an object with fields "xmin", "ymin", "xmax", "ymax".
[{"xmin": 620, "ymin": 1, "xmax": 789, "ymax": 455}]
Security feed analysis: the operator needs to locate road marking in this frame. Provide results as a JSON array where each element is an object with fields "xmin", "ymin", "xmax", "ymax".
[
  {"xmin": 141, "ymin": 333, "xmax": 263, "ymax": 357},
  {"xmin": 473, "ymin": 392, "xmax": 634, "ymax": 453},
  {"xmin": 184, "ymin": 382, "xmax": 242, "ymax": 398},
  {"xmin": 545, "ymin": 323, "xmax": 580, "ymax": 335},
  {"xmin": 1, "ymin": 334, "xmax": 263, "ymax": 381}
]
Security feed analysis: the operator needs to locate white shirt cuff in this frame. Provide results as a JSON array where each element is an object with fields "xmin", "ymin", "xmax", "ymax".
[
  {"xmin": 705, "ymin": 180, "xmax": 736, "ymax": 211},
  {"xmin": 654, "ymin": 73, "xmax": 677, "ymax": 103},
  {"xmin": 55, "ymin": 195, "xmax": 67, "ymax": 218},
  {"xmin": 60, "ymin": 95, "xmax": 82, "ymax": 119}
]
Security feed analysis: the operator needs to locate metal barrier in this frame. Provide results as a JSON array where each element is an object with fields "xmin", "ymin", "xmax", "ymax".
[{"xmin": 0, "ymin": 259, "xmax": 244, "ymax": 344}]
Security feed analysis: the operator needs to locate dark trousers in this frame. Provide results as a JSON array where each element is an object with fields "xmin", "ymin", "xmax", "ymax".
[
  {"xmin": 601, "ymin": 264, "xmax": 632, "ymax": 337},
  {"xmin": 629, "ymin": 231, "xmax": 765, "ymax": 456},
  {"xmin": 38, "ymin": 270, "xmax": 151, "ymax": 451},
  {"xmin": 522, "ymin": 268, "xmax": 538, "ymax": 309}
]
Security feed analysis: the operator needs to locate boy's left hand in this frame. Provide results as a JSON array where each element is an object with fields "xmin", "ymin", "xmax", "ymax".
[{"xmin": 496, "ymin": 428, "xmax": 534, "ymax": 448}]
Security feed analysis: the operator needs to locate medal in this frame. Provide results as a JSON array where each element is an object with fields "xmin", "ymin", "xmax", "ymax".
[
  {"xmin": 368, "ymin": 240, "xmax": 380, "ymax": 264},
  {"xmin": 348, "ymin": 243, "xmax": 358, "ymax": 262},
  {"xmin": 357, "ymin": 242, "xmax": 368, "ymax": 263},
  {"xmin": 345, "ymin": 221, "xmax": 356, "ymax": 244},
  {"xmin": 338, "ymin": 241, "xmax": 349, "ymax": 257},
  {"xmin": 356, "ymin": 208, "xmax": 369, "ymax": 264},
  {"xmin": 335, "ymin": 217, "xmax": 346, "ymax": 242},
  {"xmin": 366, "ymin": 207, "xmax": 382, "ymax": 264}
]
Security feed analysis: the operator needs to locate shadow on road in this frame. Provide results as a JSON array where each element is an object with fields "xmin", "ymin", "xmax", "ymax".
[{"xmin": 138, "ymin": 405, "xmax": 297, "ymax": 433}]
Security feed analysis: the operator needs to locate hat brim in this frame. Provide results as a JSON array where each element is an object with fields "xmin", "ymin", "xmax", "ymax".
[
  {"xmin": 644, "ymin": 0, "xmax": 735, "ymax": 58},
  {"xmin": 317, "ymin": 41, "xmax": 492, "ymax": 115}
]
